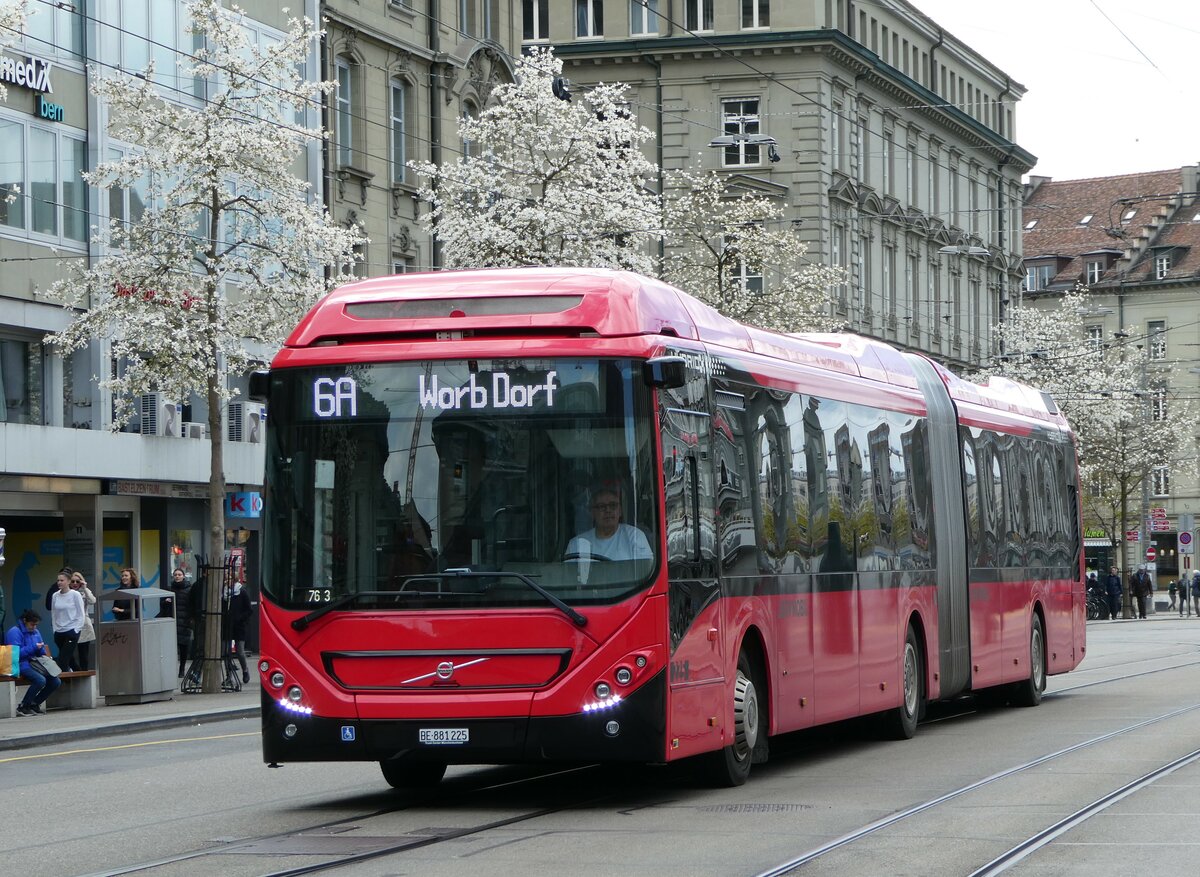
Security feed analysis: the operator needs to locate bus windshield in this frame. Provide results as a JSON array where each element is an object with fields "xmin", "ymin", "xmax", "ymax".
[{"xmin": 262, "ymin": 358, "xmax": 659, "ymax": 611}]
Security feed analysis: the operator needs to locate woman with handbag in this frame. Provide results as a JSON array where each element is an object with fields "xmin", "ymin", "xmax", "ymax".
[
  {"xmin": 71, "ymin": 571, "xmax": 97, "ymax": 671},
  {"xmin": 3, "ymin": 609, "xmax": 61, "ymax": 716}
]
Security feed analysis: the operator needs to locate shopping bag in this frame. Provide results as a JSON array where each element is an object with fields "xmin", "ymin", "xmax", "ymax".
[
  {"xmin": 0, "ymin": 644, "xmax": 17, "ymax": 676},
  {"xmin": 30, "ymin": 654, "xmax": 61, "ymax": 678}
]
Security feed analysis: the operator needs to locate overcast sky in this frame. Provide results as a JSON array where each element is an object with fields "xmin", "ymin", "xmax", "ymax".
[{"xmin": 912, "ymin": 0, "xmax": 1199, "ymax": 181}]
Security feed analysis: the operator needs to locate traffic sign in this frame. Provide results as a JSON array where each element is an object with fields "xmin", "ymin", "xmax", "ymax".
[
  {"xmin": 1180, "ymin": 530, "xmax": 1194, "ymax": 555},
  {"xmin": 1146, "ymin": 546, "xmax": 1157, "ymax": 561},
  {"xmin": 1126, "ymin": 530, "xmax": 1140, "ymax": 542}
]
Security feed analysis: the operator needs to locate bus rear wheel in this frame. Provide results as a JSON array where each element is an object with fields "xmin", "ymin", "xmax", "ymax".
[
  {"xmin": 380, "ymin": 759, "xmax": 447, "ymax": 790},
  {"xmin": 881, "ymin": 625, "xmax": 923, "ymax": 740},
  {"xmin": 700, "ymin": 651, "xmax": 760, "ymax": 787},
  {"xmin": 1010, "ymin": 614, "xmax": 1046, "ymax": 707}
]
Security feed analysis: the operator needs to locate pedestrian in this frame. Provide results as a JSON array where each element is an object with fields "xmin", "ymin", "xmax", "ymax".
[
  {"xmin": 1191, "ymin": 570, "xmax": 1200, "ymax": 617},
  {"xmin": 1130, "ymin": 566, "xmax": 1152, "ymax": 619},
  {"xmin": 71, "ymin": 570, "xmax": 96, "ymax": 671},
  {"xmin": 223, "ymin": 579, "xmax": 253, "ymax": 684},
  {"xmin": 1168, "ymin": 580, "xmax": 1177, "ymax": 612},
  {"xmin": 112, "ymin": 567, "xmax": 139, "ymax": 621},
  {"xmin": 49, "ymin": 569, "xmax": 85, "ymax": 671},
  {"xmin": 1105, "ymin": 566, "xmax": 1123, "ymax": 620},
  {"xmin": 167, "ymin": 567, "xmax": 193, "ymax": 678},
  {"xmin": 3, "ymin": 609, "xmax": 61, "ymax": 716}
]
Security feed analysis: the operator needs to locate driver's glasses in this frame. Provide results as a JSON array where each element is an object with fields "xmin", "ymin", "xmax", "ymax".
[{"xmin": 592, "ymin": 502, "xmax": 620, "ymax": 512}]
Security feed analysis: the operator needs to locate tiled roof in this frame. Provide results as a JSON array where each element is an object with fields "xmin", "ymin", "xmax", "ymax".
[{"xmin": 1022, "ymin": 169, "xmax": 1199, "ymax": 289}]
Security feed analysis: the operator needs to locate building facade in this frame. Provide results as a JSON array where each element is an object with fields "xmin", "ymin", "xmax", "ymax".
[
  {"xmin": 1022, "ymin": 166, "xmax": 1200, "ymax": 580},
  {"xmin": 0, "ymin": 1, "xmax": 312, "ymax": 619},
  {"xmin": 321, "ymin": 0, "xmax": 521, "ymax": 275},
  {"xmin": 547, "ymin": 0, "xmax": 1034, "ymax": 369}
]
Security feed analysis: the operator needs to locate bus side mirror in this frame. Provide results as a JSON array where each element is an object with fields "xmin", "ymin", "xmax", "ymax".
[
  {"xmin": 644, "ymin": 356, "xmax": 687, "ymax": 389},
  {"xmin": 248, "ymin": 370, "xmax": 271, "ymax": 402}
]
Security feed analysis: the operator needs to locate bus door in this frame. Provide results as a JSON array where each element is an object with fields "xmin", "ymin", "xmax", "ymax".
[{"xmin": 659, "ymin": 363, "xmax": 722, "ymax": 759}]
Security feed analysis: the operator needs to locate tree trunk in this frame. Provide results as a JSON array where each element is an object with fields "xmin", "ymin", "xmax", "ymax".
[{"xmin": 201, "ymin": 370, "xmax": 226, "ymax": 693}]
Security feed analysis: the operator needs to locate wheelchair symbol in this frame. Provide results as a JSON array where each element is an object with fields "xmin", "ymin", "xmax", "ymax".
[{"xmin": 341, "ymin": 726, "xmax": 356, "ymax": 742}]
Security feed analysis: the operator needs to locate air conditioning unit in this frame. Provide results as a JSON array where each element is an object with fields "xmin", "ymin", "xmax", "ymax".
[
  {"xmin": 228, "ymin": 401, "xmax": 265, "ymax": 443},
  {"xmin": 140, "ymin": 393, "xmax": 182, "ymax": 437},
  {"xmin": 180, "ymin": 421, "xmax": 207, "ymax": 439}
]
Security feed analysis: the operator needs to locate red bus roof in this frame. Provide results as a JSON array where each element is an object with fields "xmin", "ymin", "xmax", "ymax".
[{"xmin": 284, "ymin": 267, "xmax": 1066, "ymax": 428}]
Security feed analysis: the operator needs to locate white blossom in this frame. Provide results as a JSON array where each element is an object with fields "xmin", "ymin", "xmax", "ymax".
[
  {"xmin": 0, "ymin": 1, "xmax": 27, "ymax": 103},
  {"xmin": 41, "ymin": 0, "xmax": 364, "ymax": 690},
  {"xmin": 659, "ymin": 161, "xmax": 842, "ymax": 333},
  {"xmin": 981, "ymin": 287, "xmax": 1195, "ymax": 575},
  {"xmin": 410, "ymin": 46, "xmax": 660, "ymax": 274}
]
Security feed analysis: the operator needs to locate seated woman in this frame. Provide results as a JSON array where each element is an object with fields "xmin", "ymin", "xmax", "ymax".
[{"xmin": 565, "ymin": 485, "xmax": 652, "ymax": 562}]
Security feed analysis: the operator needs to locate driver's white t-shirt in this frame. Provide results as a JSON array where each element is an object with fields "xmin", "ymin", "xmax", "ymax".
[{"xmin": 566, "ymin": 524, "xmax": 653, "ymax": 562}]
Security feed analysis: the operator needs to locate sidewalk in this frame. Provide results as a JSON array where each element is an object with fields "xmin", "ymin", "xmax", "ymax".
[{"xmin": 0, "ymin": 665, "xmax": 261, "ymax": 753}]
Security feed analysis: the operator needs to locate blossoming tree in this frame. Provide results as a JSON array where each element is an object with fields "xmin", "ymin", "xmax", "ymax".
[
  {"xmin": 984, "ymin": 288, "xmax": 1195, "ymax": 611},
  {"xmin": 43, "ymin": 0, "xmax": 364, "ymax": 690},
  {"xmin": 410, "ymin": 46, "xmax": 660, "ymax": 274},
  {"xmin": 659, "ymin": 162, "xmax": 841, "ymax": 332}
]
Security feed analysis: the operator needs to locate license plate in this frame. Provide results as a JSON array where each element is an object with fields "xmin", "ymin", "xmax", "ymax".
[{"xmin": 419, "ymin": 728, "xmax": 469, "ymax": 745}]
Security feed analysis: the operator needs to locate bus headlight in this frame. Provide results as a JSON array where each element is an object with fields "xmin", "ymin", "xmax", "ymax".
[{"xmin": 595, "ymin": 682, "xmax": 612, "ymax": 699}]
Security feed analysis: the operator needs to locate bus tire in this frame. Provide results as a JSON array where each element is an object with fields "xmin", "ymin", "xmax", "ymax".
[
  {"xmin": 1010, "ymin": 614, "xmax": 1046, "ymax": 707},
  {"xmin": 700, "ymin": 651, "xmax": 760, "ymax": 787},
  {"xmin": 881, "ymin": 625, "xmax": 923, "ymax": 740},
  {"xmin": 380, "ymin": 759, "xmax": 447, "ymax": 790}
]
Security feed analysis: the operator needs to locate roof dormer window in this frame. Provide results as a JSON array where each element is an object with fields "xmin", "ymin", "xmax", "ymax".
[
  {"xmin": 1078, "ymin": 214, "xmax": 1093, "ymax": 226},
  {"xmin": 1024, "ymin": 220, "xmax": 1038, "ymax": 230},
  {"xmin": 1123, "ymin": 209, "xmax": 1137, "ymax": 221}
]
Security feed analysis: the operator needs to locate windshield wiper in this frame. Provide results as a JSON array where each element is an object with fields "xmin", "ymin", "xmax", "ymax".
[
  {"xmin": 291, "ymin": 591, "xmax": 392, "ymax": 631},
  {"xmin": 407, "ymin": 570, "xmax": 589, "ymax": 628},
  {"xmin": 289, "ymin": 573, "xmax": 588, "ymax": 631}
]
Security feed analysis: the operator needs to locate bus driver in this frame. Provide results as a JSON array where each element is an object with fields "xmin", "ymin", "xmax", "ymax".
[{"xmin": 565, "ymin": 485, "xmax": 653, "ymax": 562}]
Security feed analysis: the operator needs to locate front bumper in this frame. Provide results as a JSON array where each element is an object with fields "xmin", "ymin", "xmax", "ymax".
[{"xmin": 262, "ymin": 670, "xmax": 666, "ymax": 765}]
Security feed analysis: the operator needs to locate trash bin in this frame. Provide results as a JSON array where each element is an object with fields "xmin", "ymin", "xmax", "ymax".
[{"xmin": 98, "ymin": 586, "xmax": 177, "ymax": 704}]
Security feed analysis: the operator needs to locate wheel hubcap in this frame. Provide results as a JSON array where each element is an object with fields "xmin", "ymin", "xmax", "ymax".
[
  {"xmin": 732, "ymin": 670, "xmax": 758, "ymax": 762},
  {"xmin": 902, "ymin": 643, "xmax": 918, "ymax": 716},
  {"xmin": 1031, "ymin": 627, "xmax": 1045, "ymax": 690}
]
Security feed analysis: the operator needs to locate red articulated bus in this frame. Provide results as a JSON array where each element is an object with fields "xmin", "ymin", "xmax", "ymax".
[{"xmin": 257, "ymin": 267, "xmax": 1085, "ymax": 788}]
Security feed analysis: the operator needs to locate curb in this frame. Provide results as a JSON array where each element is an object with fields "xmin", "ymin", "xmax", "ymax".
[{"xmin": 0, "ymin": 705, "xmax": 260, "ymax": 753}]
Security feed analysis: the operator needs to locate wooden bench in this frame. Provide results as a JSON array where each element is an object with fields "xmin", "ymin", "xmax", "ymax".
[{"xmin": 0, "ymin": 670, "xmax": 98, "ymax": 718}]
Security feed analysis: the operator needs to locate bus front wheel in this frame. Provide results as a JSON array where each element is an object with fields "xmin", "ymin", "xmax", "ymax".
[{"xmin": 700, "ymin": 651, "xmax": 760, "ymax": 787}]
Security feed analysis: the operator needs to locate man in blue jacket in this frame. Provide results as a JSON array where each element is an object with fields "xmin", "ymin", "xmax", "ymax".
[{"xmin": 4, "ymin": 609, "xmax": 61, "ymax": 716}]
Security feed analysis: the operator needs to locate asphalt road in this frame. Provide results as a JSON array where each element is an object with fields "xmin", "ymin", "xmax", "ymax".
[{"xmin": 5, "ymin": 616, "xmax": 1200, "ymax": 877}]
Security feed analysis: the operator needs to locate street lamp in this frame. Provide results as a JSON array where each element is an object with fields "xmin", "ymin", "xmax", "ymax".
[
  {"xmin": 707, "ymin": 133, "xmax": 782, "ymax": 163},
  {"xmin": 938, "ymin": 245, "xmax": 990, "ymax": 256}
]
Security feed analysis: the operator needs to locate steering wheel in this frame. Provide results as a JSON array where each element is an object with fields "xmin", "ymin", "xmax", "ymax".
[{"xmin": 563, "ymin": 552, "xmax": 612, "ymax": 563}]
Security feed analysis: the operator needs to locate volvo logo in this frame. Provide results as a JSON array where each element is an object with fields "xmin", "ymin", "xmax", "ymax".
[{"xmin": 402, "ymin": 656, "xmax": 490, "ymax": 685}]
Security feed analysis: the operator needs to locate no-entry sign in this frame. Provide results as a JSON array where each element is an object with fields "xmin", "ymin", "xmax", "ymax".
[{"xmin": 1146, "ymin": 546, "xmax": 1157, "ymax": 561}]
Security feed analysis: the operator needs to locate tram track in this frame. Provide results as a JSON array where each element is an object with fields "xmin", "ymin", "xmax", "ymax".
[
  {"xmin": 752, "ymin": 701, "xmax": 1200, "ymax": 877},
  {"xmin": 81, "ymin": 652, "xmax": 1200, "ymax": 877}
]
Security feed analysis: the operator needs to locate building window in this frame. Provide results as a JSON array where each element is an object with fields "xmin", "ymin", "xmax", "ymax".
[
  {"xmin": 0, "ymin": 118, "xmax": 88, "ymax": 245},
  {"xmin": 393, "ymin": 257, "xmax": 413, "ymax": 274},
  {"xmin": 1024, "ymin": 263, "xmax": 1054, "ymax": 291},
  {"xmin": 523, "ymin": 0, "xmax": 549, "ymax": 40},
  {"xmin": 1151, "ymin": 385, "xmax": 1167, "ymax": 422},
  {"xmin": 741, "ymin": 0, "xmax": 769, "ymax": 29},
  {"xmin": 576, "ymin": 0, "xmax": 604, "ymax": 38},
  {"xmin": 1148, "ymin": 320, "xmax": 1166, "ymax": 360},
  {"xmin": 0, "ymin": 335, "xmax": 45, "ymax": 425},
  {"xmin": 721, "ymin": 98, "xmax": 761, "ymax": 167},
  {"xmin": 1086, "ymin": 324, "xmax": 1103, "ymax": 348},
  {"xmin": 461, "ymin": 102, "xmax": 480, "ymax": 158},
  {"xmin": 1155, "ymin": 253, "xmax": 1171, "ymax": 280},
  {"xmin": 459, "ymin": 0, "xmax": 477, "ymax": 36},
  {"xmin": 685, "ymin": 0, "xmax": 713, "ymax": 31},
  {"xmin": 881, "ymin": 131, "xmax": 892, "ymax": 194},
  {"xmin": 24, "ymin": 0, "xmax": 83, "ymax": 58},
  {"xmin": 1086, "ymin": 260, "xmax": 1102, "ymax": 284},
  {"xmin": 630, "ymin": 0, "xmax": 658, "ymax": 35},
  {"xmin": 390, "ymin": 79, "xmax": 407, "ymax": 185},
  {"xmin": 1024, "ymin": 220, "xmax": 1038, "ymax": 230},
  {"xmin": 1153, "ymin": 465, "xmax": 1170, "ymax": 497},
  {"xmin": 1078, "ymin": 214, "xmax": 1093, "ymax": 226},
  {"xmin": 335, "ymin": 59, "xmax": 354, "ymax": 167}
]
